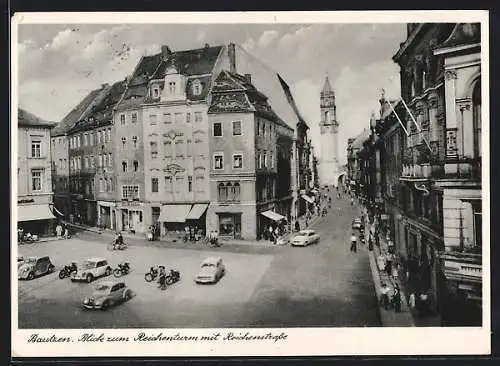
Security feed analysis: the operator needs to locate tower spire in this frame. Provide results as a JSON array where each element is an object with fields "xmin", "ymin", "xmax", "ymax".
[{"xmin": 321, "ymin": 74, "xmax": 334, "ymax": 95}]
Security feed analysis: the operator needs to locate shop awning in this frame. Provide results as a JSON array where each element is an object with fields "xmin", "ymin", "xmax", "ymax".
[
  {"xmin": 261, "ymin": 210, "xmax": 286, "ymax": 222},
  {"xmin": 51, "ymin": 205, "xmax": 65, "ymax": 216},
  {"xmin": 301, "ymin": 195, "xmax": 314, "ymax": 204},
  {"xmin": 159, "ymin": 204, "xmax": 192, "ymax": 223},
  {"xmin": 186, "ymin": 203, "xmax": 209, "ymax": 220},
  {"xmin": 18, "ymin": 204, "xmax": 56, "ymax": 222}
]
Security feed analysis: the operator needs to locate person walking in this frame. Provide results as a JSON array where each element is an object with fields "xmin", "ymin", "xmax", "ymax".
[
  {"xmin": 55, "ymin": 223, "xmax": 63, "ymax": 238},
  {"xmin": 294, "ymin": 220, "xmax": 300, "ymax": 232},
  {"xmin": 393, "ymin": 284, "xmax": 402, "ymax": 313},
  {"xmin": 63, "ymin": 226, "xmax": 69, "ymax": 239},
  {"xmin": 380, "ymin": 283, "xmax": 390, "ymax": 310},
  {"xmin": 368, "ymin": 234, "xmax": 374, "ymax": 251},
  {"xmin": 386, "ymin": 252, "xmax": 394, "ymax": 276},
  {"xmin": 350, "ymin": 232, "xmax": 357, "ymax": 252}
]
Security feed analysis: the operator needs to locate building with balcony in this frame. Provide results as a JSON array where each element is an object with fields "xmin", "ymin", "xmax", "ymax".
[
  {"xmin": 346, "ymin": 128, "xmax": 371, "ymax": 195},
  {"xmin": 391, "ymin": 22, "xmax": 482, "ymax": 326},
  {"xmin": 207, "ymin": 70, "xmax": 294, "ymax": 240},
  {"xmin": 17, "ymin": 108, "xmax": 57, "ymax": 236}
]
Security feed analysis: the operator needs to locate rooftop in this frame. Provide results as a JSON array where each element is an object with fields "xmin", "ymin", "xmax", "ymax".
[{"xmin": 18, "ymin": 108, "xmax": 56, "ymax": 128}]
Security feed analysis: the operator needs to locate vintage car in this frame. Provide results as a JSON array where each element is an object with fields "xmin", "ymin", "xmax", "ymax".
[
  {"xmin": 17, "ymin": 256, "xmax": 25, "ymax": 269},
  {"xmin": 291, "ymin": 229, "xmax": 320, "ymax": 247},
  {"xmin": 18, "ymin": 256, "xmax": 55, "ymax": 280},
  {"xmin": 71, "ymin": 258, "xmax": 112, "ymax": 283},
  {"xmin": 352, "ymin": 218, "xmax": 363, "ymax": 230},
  {"xmin": 82, "ymin": 280, "xmax": 132, "ymax": 310},
  {"xmin": 195, "ymin": 257, "xmax": 225, "ymax": 284}
]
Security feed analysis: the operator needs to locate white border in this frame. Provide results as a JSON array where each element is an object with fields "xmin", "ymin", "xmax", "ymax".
[{"xmin": 11, "ymin": 10, "xmax": 490, "ymax": 357}]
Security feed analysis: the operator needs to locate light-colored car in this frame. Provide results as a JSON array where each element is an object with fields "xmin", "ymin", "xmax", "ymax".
[
  {"xmin": 352, "ymin": 218, "xmax": 363, "ymax": 229},
  {"xmin": 18, "ymin": 256, "xmax": 55, "ymax": 280},
  {"xmin": 195, "ymin": 257, "xmax": 225, "ymax": 284},
  {"xmin": 291, "ymin": 229, "xmax": 320, "ymax": 247},
  {"xmin": 82, "ymin": 280, "xmax": 132, "ymax": 310},
  {"xmin": 71, "ymin": 258, "xmax": 112, "ymax": 283}
]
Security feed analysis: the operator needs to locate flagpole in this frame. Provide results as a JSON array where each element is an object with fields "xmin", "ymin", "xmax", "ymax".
[{"xmin": 386, "ymin": 99, "xmax": 409, "ymax": 136}]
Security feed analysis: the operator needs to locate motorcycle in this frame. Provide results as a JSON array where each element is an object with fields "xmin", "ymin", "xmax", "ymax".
[
  {"xmin": 165, "ymin": 269, "xmax": 181, "ymax": 285},
  {"xmin": 58, "ymin": 262, "xmax": 78, "ymax": 279},
  {"xmin": 107, "ymin": 241, "xmax": 127, "ymax": 251},
  {"xmin": 113, "ymin": 262, "xmax": 130, "ymax": 277},
  {"xmin": 144, "ymin": 266, "xmax": 159, "ymax": 282}
]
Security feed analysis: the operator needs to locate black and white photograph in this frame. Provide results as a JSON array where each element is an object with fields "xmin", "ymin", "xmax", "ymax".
[{"xmin": 11, "ymin": 11, "xmax": 490, "ymax": 357}]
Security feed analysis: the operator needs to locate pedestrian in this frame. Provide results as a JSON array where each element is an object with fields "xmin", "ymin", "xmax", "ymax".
[
  {"xmin": 393, "ymin": 284, "xmax": 401, "ymax": 312},
  {"xmin": 294, "ymin": 220, "xmax": 300, "ymax": 232},
  {"xmin": 268, "ymin": 225, "xmax": 274, "ymax": 242},
  {"xmin": 274, "ymin": 226, "xmax": 279, "ymax": 239},
  {"xmin": 392, "ymin": 262, "xmax": 399, "ymax": 280},
  {"xmin": 368, "ymin": 234, "xmax": 374, "ymax": 251},
  {"xmin": 386, "ymin": 252, "xmax": 394, "ymax": 276},
  {"xmin": 64, "ymin": 226, "xmax": 69, "ymax": 239},
  {"xmin": 350, "ymin": 232, "xmax": 357, "ymax": 252},
  {"xmin": 55, "ymin": 223, "xmax": 62, "ymax": 238},
  {"xmin": 380, "ymin": 283, "xmax": 390, "ymax": 310},
  {"xmin": 409, "ymin": 292, "xmax": 416, "ymax": 310},
  {"xmin": 377, "ymin": 253, "xmax": 386, "ymax": 272}
]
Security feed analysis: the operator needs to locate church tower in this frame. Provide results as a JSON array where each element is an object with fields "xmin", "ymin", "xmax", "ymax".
[{"xmin": 319, "ymin": 74, "xmax": 339, "ymax": 186}]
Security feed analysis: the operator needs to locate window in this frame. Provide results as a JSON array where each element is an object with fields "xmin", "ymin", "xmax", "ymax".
[
  {"xmin": 473, "ymin": 202, "xmax": 482, "ymax": 249},
  {"xmin": 84, "ymin": 133, "xmax": 88, "ymax": 146},
  {"xmin": 108, "ymin": 153, "xmax": 112, "ymax": 167},
  {"xmin": 188, "ymin": 176, "xmax": 193, "ymax": 192},
  {"xmin": 422, "ymin": 70, "xmax": 427, "ymax": 90},
  {"xmin": 31, "ymin": 170, "xmax": 42, "ymax": 191},
  {"xmin": 152, "ymin": 87, "xmax": 159, "ymax": 98},
  {"xmin": 175, "ymin": 176, "xmax": 183, "ymax": 193},
  {"xmin": 186, "ymin": 112, "xmax": 191, "ymax": 123},
  {"xmin": 214, "ymin": 154, "xmax": 224, "ymax": 170},
  {"xmin": 107, "ymin": 129, "xmax": 111, "ymax": 142},
  {"xmin": 264, "ymin": 151, "xmax": 268, "ymax": 167},
  {"xmin": 133, "ymin": 160, "xmax": 139, "ymax": 172},
  {"xmin": 132, "ymin": 136, "xmax": 138, "ymax": 148},
  {"xmin": 175, "ymin": 140, "xmax": 184, "ymax": 157},
  {"xmin": 84, "ymin": 156, "xmax": 88, "ymax": 168},
  {"xmin": 151, "ymin": 178, "xmax": 159, "ymax": 193},
  {"xmin": 230, "ymin": 182, "xmax": 241, "ymax": 201},
  {"xmin": 257, "ymin": 120, "xmax": 260, "ymax": 136},
  {"xmin": 89, "ymin": 132, "xmax": 94, "ymax": 146},
  {"xmin": 473, "ymin": 80, "xmax": 481, "ymax": 159},
  {"xmin": 150, "ymin": 142, "xmax": 158, "ymax": 159},
  {"xmin": 99, "ymin": 178, "xmax": 104, "ymax": 192},
  {"xmin": 122, "ymin": 185, "xmax": 139, "ymax": 199},
  {"xmin": 186, "ymin": 139, "xmax": 193, "ymax": 157},
  {"xmin": 164, "ymin": 176, "xmax": 173, "ymax": 193},
  {"xmin": 106, "ymin": 178, "xmax": 111, "ymax": 192},
  {"xmin": 164, "ymin": 141, "xmax": 172, "ymax": 158},
  {"xmin": 270, "ymin": 152, "xmax": 274, "ymax": 168},
  {"xmin": 232, "ymin": 121, "xmax": 242, "ymax": 136},
  {"xmin": 150, "ymin": 114, "xmax": 157, "ymax": 125},
  {"xmin": 174, "ymin": 113, "xmax": 183, "ymax": 124},
  {"xmin": 258, "ymin": 152, "xmax": 262, "ymax": 168},
  {"xmin": 262, "ymin": 122, "xmax": 266, "ymax": 137},
  {"xmin": 121, "ymin": 137, "xmax": 126, "ymax": 148},
  {"xmin": 168, "ymin": 82, "xmax": 176, "ymax": 94},
  {"xmin": 130, "ymin": 112, "xmax": 137, "ymax": 123},
  {"xmin": 195, "ymin": 112, "xmax": 202, "ymax": 123},
  {"xmin": 31, "ymin": 140, "xmax": 41, "ymax": 158},
  {"xmin": 120, "ymin": 114, "xmax": 126, "ymax": 125},
  {"xmin": 218, "ymin": 182, "xmax": 227, "ymax": 201},
  {"xmin": 192, "ymin": 79, "xmax": 202, "ymax": 95},
  {"xmin": 213, "ymin": 122, "xmax": 222, "ymax": 137},
  {"xmin": 99, "ymin": 154, "xmax": 103, "ymax": 167},
  {"xmin": 122, "ymin": 161, "xmax": 128, "ymax": 172},
  {"xmin": 104, "ymin": 130, "xmax": 109, "ymax": 143},
  {"xmin": 233, "ymin": 154, "xmax": 243, "ymax": 169},
  {"xmin": 90, "ymin": 155, "xmax": 95, "ymax": 168},
  {"xmin": 163, "ymin": 113, "xmax": 172, "ymax": 124}
]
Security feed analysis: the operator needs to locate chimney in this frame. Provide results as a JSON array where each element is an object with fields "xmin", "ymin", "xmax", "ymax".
[
  {"xmin": 244, "ymin": 74, "xmax": 252, "ymax": 83},
  {"xmin": 228, "ymin": 43, "xmax": 236, "ymax": 73}
]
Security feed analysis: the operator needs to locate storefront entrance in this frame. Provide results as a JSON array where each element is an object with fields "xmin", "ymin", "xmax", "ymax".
[
  {"xmin": 99, "ymin": 205, "xmax": 111, "ymax": 229},
  {"xmin": 121, "ymin": 209, "xmax": 144, "ymax": 233},
  {"xmin": 218, "ymin": 213, "xmax": 241, "ymax": 239}
]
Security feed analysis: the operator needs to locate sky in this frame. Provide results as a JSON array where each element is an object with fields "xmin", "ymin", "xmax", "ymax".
[{"xmin": 17, "ymin": 23, "xmax": 405, "ymax": 165}]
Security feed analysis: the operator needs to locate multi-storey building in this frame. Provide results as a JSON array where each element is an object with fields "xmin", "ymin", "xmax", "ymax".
[
  {"xmin": 17, "ymin": 108, "xmax": 56, "ymax": 236},
  {"xmin": 383, "ymin": 22, "xmax": 482, "ymax": 325},
  {"xmin": 67, "ymin": 81, "xmax": 125, "ymax": 227},
  {"xmin": 206, "ymin": 70, "xmax": 294, "ymax": 240},
  {"xmin": 346, "ymin": 128, "xmax": 371, "ymax": 195}
]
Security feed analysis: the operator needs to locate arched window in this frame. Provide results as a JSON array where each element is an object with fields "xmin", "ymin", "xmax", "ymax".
[
  {"xmin": 106, "ymin": 178, "xmax": 111, "ymax": 192},
  {"xmin": 233, "ymin": 182, "xmax": 241, "ymax": 201},
  {"xmin": 472, "ymin": 80, "xmax": 481, "ymax": 158},
  {"xmin": 226, "ymin": 182, "xmax": 233, "ymax": 201},
  {"xmin": 218, "ymin": 182, "xmax": 227, "ymax": 201},
  {"xmin": 122, "ymin": 161, "xmax": 128, "ymax": 173},
  {"xmin": 133, "ymin": 160, "xmax": 139, "ymax": 172}
]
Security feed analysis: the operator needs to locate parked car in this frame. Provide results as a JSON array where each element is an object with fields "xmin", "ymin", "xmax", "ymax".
[
  {"xmin": 18, "ymin": 256, "xmax": 55, "ymax": 280},
  {"xmin": 71, "ymin": 258, "xmax": 112, "ymax": 283},
  {"xmin": 352, "ymin": 218, "xmax": 363, "ymax": 230},
  {"xmin": 195, "ymin": 257, "xmax": 225, "ymax": 284},
  {"xmin": 291, "ymin": 229, "xmax": 320, "ymax": 247},
  {"xmin": 82, "ymin": 280, "xmax": 132, "ymax": 310},
  {"xmin": 17, "ymin": 256, "xmax": 25, "ymax": 269}
]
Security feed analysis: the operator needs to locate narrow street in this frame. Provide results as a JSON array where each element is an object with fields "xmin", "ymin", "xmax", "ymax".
[{"xmin": 17, "ymin": 192, "xmax": 380, "ymax": 328}]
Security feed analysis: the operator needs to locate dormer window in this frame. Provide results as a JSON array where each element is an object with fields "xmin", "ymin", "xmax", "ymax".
[
  {"xmin": 192, "ymin": 79, "xmax": 202, "ymax": 95},
  {"xmin": 168, "ymin": 82, "xmax": 176, "ymax": 94},
  {"xmin": 152, "ymin": 87, "xmax": 159, "ymax": 98}
]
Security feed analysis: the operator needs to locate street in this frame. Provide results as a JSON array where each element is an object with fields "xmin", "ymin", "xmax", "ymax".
[{"xmin": 17, "ymin": 193, "xmax": 380, "ymax": 328}]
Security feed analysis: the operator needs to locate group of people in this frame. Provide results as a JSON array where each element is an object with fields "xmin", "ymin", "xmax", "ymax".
[
  {"xmin": 208, "ymin": 230, "xmax": 220, "ymax": 247},
  {"xmin": 380, "ymin": 282, "xmax": 402, "ymax": 312},
  {"xmin": 263, "ymin": 221, "xmax": 287, "ymax": 245},
  {"xmin": 55, "ymin": 223, "xmax": 70, "ymax": 239}
]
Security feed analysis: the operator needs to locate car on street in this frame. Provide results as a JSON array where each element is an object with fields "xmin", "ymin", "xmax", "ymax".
[
  {"xmin": 352, "ymin": 218, "xmax": 363, "ymax": 230},
  {"xmin": 17, "ymin": 256, "xmax": 25, "ymax": 268},
  {"xmin": 195, "ymin": 257, "xmax": 225, "ymax": 284},
  {"xmin": 18, "ymin": 256, "xmax": 55, "ymax": 280},
  {"xmin": 82, "ymin": 280, "xmax": 132, "ymax": 310},
  {"xmin": 71, "ymin": 257, "xmax": 112, "ymax": 283},
  {"xmin": 291, "ymin": 229, "xmax": 320, "ymax": 247}
]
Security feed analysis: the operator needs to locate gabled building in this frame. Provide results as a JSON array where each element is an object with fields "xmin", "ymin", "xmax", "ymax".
[
  {"xmin": 17, "ymin": 108, "xmax": 57, "ymax": 236},
  {"xmin": 207, "ymin": 70, "xmax": 294, "ymax": 240}
]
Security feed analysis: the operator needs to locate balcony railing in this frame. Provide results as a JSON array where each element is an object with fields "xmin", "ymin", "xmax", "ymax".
[{"xmin": 441, "ymin": 250, "xmax": 482, "ymax": 283}]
